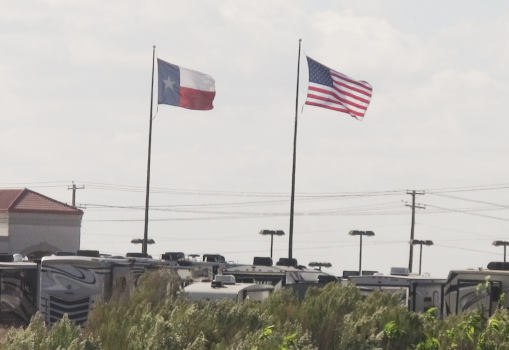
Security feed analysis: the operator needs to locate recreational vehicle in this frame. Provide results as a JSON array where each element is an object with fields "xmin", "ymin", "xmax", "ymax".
[
  {"xmin": 182, "ymin": 274, "xmax": 274, "ymax": 302},
  {"xmin": 443, "ymin": 262, "xmax": 509, "ymax": 317},
  {"xmin": 39, "ymin": 255, "xmax": 131, "ymax": 324},
  {"xmin": 0, "ymin": 260, "xmax": 38, "ymax": 325},
  {"xmin": 349, "ymin": 273, "xmax": 445, "ymax": 313},
  {"xmin": 222, "ymin": 257, "xmax": 337, "ymax": 299}
]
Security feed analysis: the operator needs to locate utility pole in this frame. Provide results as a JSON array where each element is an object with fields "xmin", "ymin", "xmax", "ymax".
[
  {"xmin": 405, "ymin": 190, "xmax": 425, "ymax": 273},
  {"xmin": 68, "ymin": 181, "xmax": 85, "ymax": 207}
]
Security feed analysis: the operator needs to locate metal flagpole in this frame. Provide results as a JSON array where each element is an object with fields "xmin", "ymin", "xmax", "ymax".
[
  {"xmin": 143, "ymin": 45, "xmax": 156, "ymax": 256},
  {"xmin": 288, "ymin": 38, "xmax": 302, "ymax": 260}
]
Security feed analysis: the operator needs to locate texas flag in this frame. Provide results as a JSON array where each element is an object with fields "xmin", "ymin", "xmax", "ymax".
[{"xmin": 157, "ymin": 59, "xmax": 215, "ymax": 110}]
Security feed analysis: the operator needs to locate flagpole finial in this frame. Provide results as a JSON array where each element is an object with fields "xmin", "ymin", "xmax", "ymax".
[
  {"xmin": 153, "ymin": 45, "xmax": 156, "ymax": 49},
  {"xmin": 299, "ymin": 38, "xmax": 302, "ymax": 43}
]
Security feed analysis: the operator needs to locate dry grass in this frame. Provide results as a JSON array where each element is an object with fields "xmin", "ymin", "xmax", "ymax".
[{"xmin": 0, "ymin": 325, "xmax": 16, "ymax": 345}]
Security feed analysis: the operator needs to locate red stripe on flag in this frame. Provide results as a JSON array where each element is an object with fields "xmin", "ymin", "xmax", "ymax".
[
  {"xmin": 305, "ymin": 101, "xmax": 363, "ymax": 119},
  {"xmin": 308, "ymin": 87, "xmax": 368, "ymax": 111},
  {"xmin": 332, "ymin": 80, "xmax": 372, "ymax": 99},
  {"xmin": 332, "ymin": 85, "xmax": 370, "ymax": 104},
  {"xmin": 179, "ymin": 87, "xmax": 215, "ymax": 110},
  {"xmin": 330, "ymin": 71, "xmax": 372, "ymax": 91},
  {"xmin": 306, "ymin": 94, "xmax": 365, "ymax": 117}
]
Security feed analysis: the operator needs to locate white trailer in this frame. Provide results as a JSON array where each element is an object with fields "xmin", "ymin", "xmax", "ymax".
[
  {"xmin": 223, "ymin": 263, "xmax": 336, "ymax": 285},
  {"xmin": 349, "ymin": 274, "xmax": 445, "ymax": 313},
  {"xmin": 183, "ymin": 275, "xmax": 274, "ymax": 302},
  {"xmin": 222, "ymin": 262, "xmax": 337, "ymax": 299}
]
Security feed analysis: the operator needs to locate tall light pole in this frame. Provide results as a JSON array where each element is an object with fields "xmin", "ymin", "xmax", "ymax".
[
  {"xmin": 493, "ymin": 240, "xmax": 509, "ymax": 262},
  {"xmin": 349, "ymin": 230, "xmax": 375, "ymax": 276},
  {"xmin": 259, "ymin": 230, "xmax": 285, "ymax": 259},
  {"xmin": 131, "ymin": 238, "xmax": 155, "ymax": 256},
  {"xmin": 412, "ymin": 239, "xmax": 433, "ymax": 275}
]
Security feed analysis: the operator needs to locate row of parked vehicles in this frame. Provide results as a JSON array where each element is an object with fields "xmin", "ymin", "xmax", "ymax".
[{"xmin": 0, "ymin": 250, "xmax": 507, "ymax": 326}]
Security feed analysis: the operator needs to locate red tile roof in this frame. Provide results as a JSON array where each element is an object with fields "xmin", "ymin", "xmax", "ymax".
[{"xmin": 0, "ymin": 189, "xmax": 83, "ymax": 215}]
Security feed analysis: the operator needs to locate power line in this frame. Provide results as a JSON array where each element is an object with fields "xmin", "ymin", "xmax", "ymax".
[
  {"xmin": 434, "ymin": 243, "xmax": 496, "ymax": 256},
  {"xmin": 418, "ymin": 223, "xmax": 500, "ymax": 240},
  {"xmin": 424, "ymin": 203, "xmax": 509, "ymax": 222},
  {"xmin": 428, "ymin": 193, "xmax": 509, "ymax": 208},
  {"xmin": 5, "ymin": 180, "xmax": 509, "ymax": 196}
]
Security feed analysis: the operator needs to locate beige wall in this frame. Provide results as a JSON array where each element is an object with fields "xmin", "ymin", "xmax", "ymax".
[
  {"xmin": 7, "ymin": 212, "xmax": 81, "ymax": 255},
  {"xmin": 0, "ymin": 213, "xmax": 8, "ymax": 237}
]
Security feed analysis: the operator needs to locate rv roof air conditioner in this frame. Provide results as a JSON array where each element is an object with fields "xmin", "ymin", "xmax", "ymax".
[
  {"xmin": 214, "ymin": 275, "xmax": 236, "ymax": 285},
  {"xmin": 342, "ymin": 270, "xmax": 360, "ymax": 278},
  {"xmin": 253, "ymin": 257, "xmax": 273, "ymax": 266},
  {"xmin": 203, "ymin": 254, "xmax": 226, "ymax": 263},
  {"xmin": 276, "ymin": 258, "xmax": 298, "ymax": 267},
  {"xmin": 487, "ymin": 261, "xmax": 509, "ymax": 271},
  {"xmin": 55, "ymin": 251, "xmax": 76, "ymax": 256},
  {"xmin": 126, "ymin": 252, "xmax": 152, "ymax": 258},
  {"xmin": 390, "ymin": 267, "xmax": 409, "ymax": 276},
  {"xmin": 211, "ymin": 275, "xmax": 236, "ymax": 288},
  {"xmin": 0, "ymin": 254, "xmax": 14, "ymax": 262},
  {"xmin": 77, "ymin": 250, "xmax": 100, "ymax": 257},
  {"xmin": 12, "ymin": 253, "xmax": 23, "ymax": 262},
  {"xmin": 162, "ymin": 252, "xmax": 185, "ymax": 261}
]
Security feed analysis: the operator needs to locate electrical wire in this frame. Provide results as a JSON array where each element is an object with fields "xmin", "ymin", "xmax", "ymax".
[{"xmin": 424, "ymin": 203, "xmax": 509, "ymax": 222}]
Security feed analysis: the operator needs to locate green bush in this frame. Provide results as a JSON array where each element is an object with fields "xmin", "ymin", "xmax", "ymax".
[{"xmin": 8, "ymin": 271, "xmax": 509, "ymax": 349}]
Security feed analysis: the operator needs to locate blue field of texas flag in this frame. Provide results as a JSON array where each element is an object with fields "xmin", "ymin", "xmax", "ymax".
[{"xmin": 157, "ymin": 59, "xmax": 216, "ymax": 110}]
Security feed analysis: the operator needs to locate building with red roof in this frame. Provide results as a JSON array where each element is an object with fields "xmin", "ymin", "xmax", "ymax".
[{"xmin": 0, "ymin": 188, "xmax": 83, "ymax": 258}]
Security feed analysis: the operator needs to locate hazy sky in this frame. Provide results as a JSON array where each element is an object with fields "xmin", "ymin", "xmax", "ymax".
[{"xmin": 2, "ymin": 0, "xmax": 509, "ymax": 277}]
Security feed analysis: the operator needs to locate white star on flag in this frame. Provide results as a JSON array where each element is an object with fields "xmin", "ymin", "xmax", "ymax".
[{"xmin": 163, "ymin": 76, "xmax": 176, "ymax": 91}]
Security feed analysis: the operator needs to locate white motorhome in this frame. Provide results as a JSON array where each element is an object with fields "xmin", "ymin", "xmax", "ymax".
[
  {"xmin": 183, "ymin": 275, "xmax": 274, "ymax": 302},
  {"xmin": 349, "ymin": 273, "xmax": 445, "ymax": 313},
  {"xmin": 39, "ymin": 255, "xmax": 131, "ymax": 324},
  {"xmin": 222, "ymin": 258, "xmax": 337, "ymax": 299},
  {"xmin": 0, "ymin": 260, "xmax": 38, "ymax": 325},
  {"xmin": 443, "ymin": 262, "xmax": 509, "ymax": 317}
]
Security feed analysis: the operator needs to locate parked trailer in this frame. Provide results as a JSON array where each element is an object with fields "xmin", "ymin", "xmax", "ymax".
[
  {"xmin": 183, "ymin": 275, "xmax": 274, "ymax": 302},
  {"xmin": 0, "ymin": 261, "xmax": 38, "ymax": 325},
  {"xmin": 349, "ymin": 274, "xmax": 445, "ymax": 313},
  {"xmin": 443, "ymin": 262, "xmax": 509, "ymax": 317}
]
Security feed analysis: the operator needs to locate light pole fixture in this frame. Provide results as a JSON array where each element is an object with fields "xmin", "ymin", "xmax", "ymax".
[
  {"xmin": 493, "ymin": 240, "xmax": 509, "ymax": 262},
  {"xmin": 308, "ymin": 262, "xmax": 332, "ymax": 271},
  {"xmin": 259, "ymin": 230, "xmax": 285, "ymax": 259},
  {"xmin": 412, "ymin": 239, "xmax": 433, "ymax": 275},
  {"xmin": 349, "ymin": 230, "xmax": 375, "ymax": 276},
  {"xmin": 131, "ymin": 238, "xmax": 155, "ymax": 253}
]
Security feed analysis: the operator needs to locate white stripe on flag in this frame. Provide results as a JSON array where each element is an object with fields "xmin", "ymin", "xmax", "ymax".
[{"xmin": 180, "ymin": 67, "xmax": 215, "ymax": 92}]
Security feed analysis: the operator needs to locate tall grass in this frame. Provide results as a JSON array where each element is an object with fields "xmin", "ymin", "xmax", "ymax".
[{"xmin": 4, "ymin": 271, "xmax": 509, "ymax": 349}]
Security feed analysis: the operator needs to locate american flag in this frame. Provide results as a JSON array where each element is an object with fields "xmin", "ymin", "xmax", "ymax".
[{"xmin": 305, "ymin": 56, "xmax": 372, "ymax": 120}]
